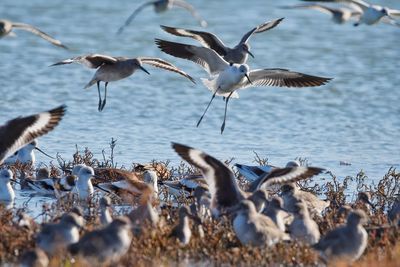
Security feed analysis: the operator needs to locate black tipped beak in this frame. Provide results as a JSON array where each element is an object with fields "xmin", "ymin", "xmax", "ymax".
[
  {"xmin": 246, "ymin": 50, "xmax": 255, "ymax": 58},
  {"xmin": 35, "ymin": 147, "xmax": 55, "ymax": 159},
  {"xmin": 139, "ymin": 65, "xmax": 150, "ymax": 75},
  {"xmin": 245, "ymin": 73, "xmax": 252, "ymax": 84}
]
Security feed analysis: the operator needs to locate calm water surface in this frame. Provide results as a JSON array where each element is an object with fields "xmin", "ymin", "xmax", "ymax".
[{"xmin": 1, "ymin": 0, "xmax": 399, "ymax": 213}]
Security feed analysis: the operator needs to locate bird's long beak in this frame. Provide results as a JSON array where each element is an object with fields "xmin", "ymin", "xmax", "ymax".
[
  {"xmin": 139, "ymin": 65, "xmax": 150, "ymax": 75},
  {"xmin": 246, "ymin": 50, "xmax": 255, "ymax": 58},
  {"xmin": 35, "ymin": 147, "xmax": 55, "ymax": 159},
  {"xmin": 10, "ymin": 179, "xmax": 21, "ymax": 185},
  {"xmin": 245, "ymin": 73, "xmax": 252, "ymax": 84}
]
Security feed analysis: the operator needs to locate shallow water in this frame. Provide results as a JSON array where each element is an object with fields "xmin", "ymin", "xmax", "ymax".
[{"xmin": 1, "ymin": 0, "xmax": 400, "ymax": 212}]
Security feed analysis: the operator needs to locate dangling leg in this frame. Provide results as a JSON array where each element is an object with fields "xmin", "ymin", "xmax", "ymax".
[
  {"xmin": 197, "ymin": 88, "xmax": 219, "ymax": 127},
  {"xmin": 220, "ymin": 91, "xmax": 234, "ymax": 134},
  {"xmin": 97, "ymin": 81, "xmax": 102, "ymax": 111},
  {"xmin": 100, "ymin": 82, "xmax": 108, "ymax": 111}
]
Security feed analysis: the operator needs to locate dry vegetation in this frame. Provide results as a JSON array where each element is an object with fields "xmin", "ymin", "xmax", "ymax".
[{"xmin": 0, "ymin": 142, "xmax": 399, "ymax": 266}]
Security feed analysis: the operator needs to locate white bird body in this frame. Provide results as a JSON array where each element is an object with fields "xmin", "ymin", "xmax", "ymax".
[
  {"xmin": 76, "ymin": 166, "xmax": 95, "ymax": 200},
  {"xmin": 0, "ymin": 169, "xmax": 15, "ymax": 203}
]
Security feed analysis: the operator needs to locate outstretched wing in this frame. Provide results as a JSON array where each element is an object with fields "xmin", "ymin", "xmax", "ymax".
[
  {"xmin": 50, "ymin": 54, "xmax": 118, "ymax": 69},
  {"xmin": 11, "ymin": 22, "xmax": 68, "ymax": 49},
  {"xmin": 0, "ymin": 105, "xmax": 66, "ymax": 164},
  {"xmin": 155, "ymin": 39, "xmax": 228, "ymax": 75},
  {"xmin": 239, "ymin": 18, "xmax": 284, "ymax": 45},
  {"xmin": 171, "ymin": 0, "xmax": 208, "ymax": 27},
  {"xmin": 242, "ymin": 68, "xmax": 332, "ymax": 88},
  {"xmin": 117, "ymin": 1, "xmax": 157, "ymax": 34},
  {"xmin": 138, "ymin": 57, "xmax": 196, "ymax": 83}
]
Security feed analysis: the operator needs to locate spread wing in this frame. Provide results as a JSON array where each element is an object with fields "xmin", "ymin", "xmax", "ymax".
[
  {"xmin": 0, "ymin": 105, "xmax": 66, "ymax": 164},
  {"xmin": 242, "ymin": 68, "xmax": 332, "ymax": 88},
  {"xmin": 171, "ymin": 0, "xmax": 208, "ymax": 27},
  {"xmin": 239, "ymin": 18, "xmax": 284, "ymax": 45},
  {"xmin": 160, "ymin": 25, "xmax": 227, "ymax": 56},
  {"xmin": 11, "ymin": 22, "xmax": 68, "ymax": 49},
  {"xmin": 116, "ymin": 1, "xmax": 158, "ymax": 34},
  {"xmin": 50, "ymin": 54, "xmax": 118, "ymax": 69},
  {"xmin": 138, "ymin": 57, "xmax": 196, "ymax": 83},
  {"xmin": 155, "ymin": 39, "xmax": 228, "ymax": 75}
]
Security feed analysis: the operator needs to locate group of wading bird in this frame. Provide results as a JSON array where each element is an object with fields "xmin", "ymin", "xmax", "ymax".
[
  {"xmin": 0, "ymin": 103, "xmax": 399, "ymax": 266},
  {"xmin": 1, "ymin": 0, "xmax": 400, "ymax": 266}
]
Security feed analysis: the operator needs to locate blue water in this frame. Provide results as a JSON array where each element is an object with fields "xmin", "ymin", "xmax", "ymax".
[{"xmin": 1, "ymin": 0, "xmax": 399, "ymax": 197}]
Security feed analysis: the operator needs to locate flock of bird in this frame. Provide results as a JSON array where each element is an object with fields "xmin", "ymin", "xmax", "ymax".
[{"xmin": 1, "ymin": 0, "xmax": 400, "ymax": 266}]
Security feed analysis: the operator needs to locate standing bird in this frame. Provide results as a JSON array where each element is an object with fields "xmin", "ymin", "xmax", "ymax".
[
  {"xmin": 51, "ymin": 55, "xmax": 195, "ymax": 111},
  {"xmin": 99, "ymin": 196, "xmax": 113, "ymax": 226},
  {"xmin": 0, "ymin": 105, "xmax": 66, "ymax": 165},
  {"xmin": 69, "ymin": 217, "xmax": 132, "ymax": 264},
  {"xmin": 36, "ymin": 212, "xmax": 84, "ymax": 255},
  {"xmin": 282, "ymin": 4, "xmax": 361, "ymax": 24},
  {"xmin": 232, "ymin": 200, "xmax": 289, "ymax": 247},
  {"xmin": 289, "ymin": 201, "xmax": 320, "ymax": 245},
  {"xmin": 262, "ymin": 196, "xmax": 289, "ymax": 232},
  {"xmin": 170, "ymin": 205, "xmax": 200, "ymax": 245},
  {"xmin": 156, "ymin": 39, "xmax": 331, "ymax": 133},
  {"xmin": 117, "ymin": 0, "xmax": 207, "ymax": 34},
  {"xmin": 301, "ymin": 0, "xmax": 400, "ymax": 26},
  {"xmin": 0, "ymin": 169, "xmax": 15, "ymax": 207},
  {"xmin": 76, "ymin": 166, "xmax": 96, "ymax": 200},
  {"xmin": 313, "ymin": 209, "xmax": 368, "ymax": 263},
  {"xmin": 0, "ymin": 19, "xmax": 68, "ymax": 48},
  {"xmin": 160, "ymin": 18, "xmax": 284, "ymax": 64}
]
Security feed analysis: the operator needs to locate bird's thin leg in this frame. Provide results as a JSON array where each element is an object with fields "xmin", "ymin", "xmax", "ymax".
[
  {"xmin": 220, "ymin": 91, "xmax": 234, "ymax": 134},
  {"xmin": 100, "ymin": 82, "xmax": 108, "ymax": 111},
  {"xmin": 197, "ymin": 88, "xmax": 219, "ymax": 127},
  {"xmin": 97, "ymin": 81, "xmax": 102, "ymax": 111}
]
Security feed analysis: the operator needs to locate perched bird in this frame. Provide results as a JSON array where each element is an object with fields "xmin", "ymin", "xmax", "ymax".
[
  {"xmin": 76, "ymin": 166, "xmax": 96, "ymax": 200},
  {"xmin": 289, "ymin": 201, "xmax": 320, "ymax": 245},
  {"xmin": 117, "ymin": 0, "xmax": 207, "ymax": 34},
  {"xmin": 4, "ymin": 140, "xmax": 55, "ymax": 165},
  {"xmin": 51, "ymin": 54, "xmax": 195, "ymax": 111},
  {"xmin": 302, "ymin": 0, "xmax": 400, "ymax": 26},
  {"xmin": 160, "ymin": 18, "xmax": 283, "ymax": 64},
  {"xmin": 262, "ymin": 196, "xmax": 289, "ymax": 232},
  {"xmin": 232, "ymin": 200, "xmax": 289, "ymax": 247},
  {"xmin": 170, "ymin": 205, "xmax": 200, "ymax": 245},
  {"xmin": 283, "ymin": 4, "xmax": 361, "ymax": 24},
  {"xmin": 0, "ymin": 169, "xmax": 15, "ymax": 205},
  {"xmin": 0, "ymin": 19, "xmax": 68, "ymax": 48},
  {"xmin": 69, "ymin": 217, "xmax": 132, "ymax": 264},
  {"xmin": 172, "ymin": 143, "xmax": 319, "ymax": 217},
  {"xmin": 0, "ymin": 105, "xmax": 66, "ymax": 165},
  {"xmin": 313, "ymin": 209, "xmax": 368, "ymax": 262},
  {"xmin": 100, "ymin": 196, "xmax": 113, "ymax": 226},
  {"xmin": 246, "ymin": 189, "xmax": 269, "ymax": 213},
  {"xmin": 281, "ymin": 183, "xmax": 330, "ymax": 216},
  {"xmin": 156, "ymin": 39, "xmax": 331, "ymax": 133},
  {"xmin": 19, "ymin": 248, "xmax": 49, "ymax": 267},
  {"xmin": 36, "ymin": 212, "xmax": 84, "ymax": 255},
  {"xmin": 353, "ymin": 191, "xmax": 375, "ymax": 215}
]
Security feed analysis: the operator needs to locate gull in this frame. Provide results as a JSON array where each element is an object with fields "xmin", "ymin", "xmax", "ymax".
[
  {"xmin": 170, "ymin": 205, "xmax": 200, "ymax": 245},
  {"xmin": 280, "ymin": 183, "xmax": 330, "ymax": 216},
  {"xmin": 68, "ymin": 217, "xmax": 132, "ymax": 264},
  {"xmin": 232, "ymin": 200, "xmax": 289, "ymax": 247},
  {"xmin": 0, "ymin": 105, "xmax": 66, "ymax": 165},
  {"xmin": 0, "ymin": 19, "xmax": 68, "ymax": 49},
  {"xmin": 4, "ymin": 140, "xmax": 55, "ymax": 165},
  {"xmin": 51, "ymin": 55, "xmax": 195, "ymax": 111},
  {"xmin": 156, "ymin": 39, "xmax": 331, "ymax": 133},
  {"xmin": 36, "ymin": 212, "xmax": 84, "ymax": 255},
  {"xmin": 0, "ymin": 169, "xmax": 16, "ymax": 205},
  {"xmin": 172, "ymin": 143, "xmax": 323, "ymax": 217},
  {"xmin": 302, "ymin": 0, "xmax": 400, "ymax": 26},
  {"xmin": 160, "ymin": 18, "xmax": 284, "ymax": 64},
  {"xmin": 283, "ymin": 4, "xmax": 361, "ymax": 24},
  {"xmin": 19, "ymin": 248, "xmax": 49, "ymax": 267},
  {"xmin": 100, "ymin": 196, "xmax": 113, "ymax": 225},
  {"xmin": 117, "ymin": 0, "xmax": 207, "ymax": 34},
  {"xmin": 313, "ymin": 209, "xmax": 368, "ymax": 263},
  {"xmin": 289, "ymin": 201, "xmax": 320, "ymax": 245},
  {"xmin": 76, "ymin": 166, "xmax": 96, "ymax": 200}
]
